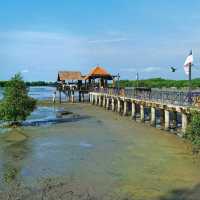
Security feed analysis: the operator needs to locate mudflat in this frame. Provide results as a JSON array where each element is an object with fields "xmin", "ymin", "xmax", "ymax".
[{"xmin": 0, "ymin": 102, "xmax": 200, "ymax": 200}]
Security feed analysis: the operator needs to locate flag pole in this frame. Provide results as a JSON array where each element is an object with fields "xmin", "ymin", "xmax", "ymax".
[
  {"xmin": 189, "ymin": 62, "xmax": 192, "ymax": 92},
  {"xmin": 188, "ymin": 62, "xmax": 192, "ymax": 104}
]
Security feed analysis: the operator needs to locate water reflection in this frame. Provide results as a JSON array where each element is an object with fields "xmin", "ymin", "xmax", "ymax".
[{"xmin": 23, "ymin": 107, "xmax": 91, "ymax": 126}]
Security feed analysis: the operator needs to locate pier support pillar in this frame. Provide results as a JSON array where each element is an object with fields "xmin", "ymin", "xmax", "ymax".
[
  {"xmin": 131, "ymin": 102, "xmax": 136, "ymax": 120},
  {"xmin": 106, "ymin": 97, "xmax": 110, "ymax": 110},
  {"xmin": 98, "ymin": 96, "xmax": 102, "ymax": 106},
  {"xmin": 79, "ymin": 91, "xmax": 81, "ymax": 102},
  {"xmin": 150, "ymin": 107, "xmax": 156, "ymax": 126},
  {"xmin": 123, "ymin": 100, "xmax": 128, "ymax": 116},
  {"xmin": 71, "ymin": 95, "xmax": 75, "ymax": 103},
  {"xmin": 90, "ymin": 94, "xmax": 92, "ymax": 103},
  {"xmin": 140, "ymin": 105, "xmax": 145, "ymax": 122},
  {"xmin": 117, "ymin": 99, "xmax": 121, "ymax": 113},
  {"xmin": 93, "ymin": 94, "xmax": 95, "ymax": 105},
  {"xmin": 111, "ymin": 98, "xmax": 115, "ymax": 111},
  {"xmin": 95, "ymin": 95, "xmax": 98, "ymax": 105},
  {"xmin": 164, "ymin": 110, "xmax": 170, "ymax": 131},
  {"xmin": 182, "ymin": 113, "xmax": 188, "ymax": 134},
  {"xmin": 172, "ymin": 111, "xmax": 177, "ymax": 130},
  {"xmin": 59, "ymin": 90, "xmax": 61, "ymax": 104},
  {"xmin": 103, "ymin": 96, "xmax": 106, "ymax": 108},
  {"xmin": 94, "ymin": 94, "xmax": 96, "ymax": 105},
  {"xmin": 82, "ymin": 92, "xmax": 84, "ymax": 102},
  {"xmin": 160, "ymin": 109, "xmax": 165, "ymax": 129}
]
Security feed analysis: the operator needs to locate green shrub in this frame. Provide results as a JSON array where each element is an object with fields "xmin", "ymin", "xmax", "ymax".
[
  {"xmin": 184, "ymin": 111, "xmax": 200, "ymax": 147},
  {"xmin": 0, "ymin": 73, "xmax": 37, "ymax": 125}
]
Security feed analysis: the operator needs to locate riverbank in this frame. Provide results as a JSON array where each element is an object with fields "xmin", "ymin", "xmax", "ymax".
[{"xmin": 0, "ymin": 101, "xmax": 200, "ymax": 200}]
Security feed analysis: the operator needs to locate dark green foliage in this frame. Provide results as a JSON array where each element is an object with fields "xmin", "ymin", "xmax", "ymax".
[
  {"xmin": 118, "ymin": 78, "xmax": 200, "ymax": 88},
  {"xmin": 0, "ymin": 81, "xmax": 56, "ymax": 87},
  {"xmin": 26, "ymin": 81, "xmax": 56, "ymax": 87},
  {"xmin": 184, "ymin": 111, "xmax": 200, "ymax": 147},
  {"xmin": 0, "ymin": 74, "xmax": 37, "ymax": 124}
]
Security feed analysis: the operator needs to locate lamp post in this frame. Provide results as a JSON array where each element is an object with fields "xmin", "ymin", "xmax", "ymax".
[
  {"xmin": 117, "ymin": 73, "xmax": 120, "ymax": 94},
  {"xmin": 136, "ymin": 72, "xmax": 139, "ymax": 88}
]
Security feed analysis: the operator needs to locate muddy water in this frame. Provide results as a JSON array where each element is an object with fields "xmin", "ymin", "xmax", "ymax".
[{"xmin": 0, "ymin": 103, "xmax": 200, "ymax": 199}]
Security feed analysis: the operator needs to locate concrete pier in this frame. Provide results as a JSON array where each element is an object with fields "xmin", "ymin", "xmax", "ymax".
[
  {"xmin": 140, "ymin": 105, "xmax": 145, "ymax": 122},
  {"xmin": 150, "ymin": 107, "xmax": 156, "ymax": 126},
  {"xmin": 164, "ymin": 110, "xmax": 170, "ymax": 131},
  {"xmin": 182, "ymin": 113, "xmax": 188, "ymax": 134},
  {"xmin": 131, "ymin": 102, "xmax": 136, "ymax": 120},
  {"xmin": 160, "ymin": 109, "xmax": 165, "ymax": 129},
  {"xmin": 172, "ymin": 111, "xmax": 177, "ymax": 129},
  {"xmin": 90, "ymin": 92, "xmax": 191, "ymax": 136}
]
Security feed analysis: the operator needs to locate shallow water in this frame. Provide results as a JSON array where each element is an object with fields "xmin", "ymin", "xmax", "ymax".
[
  {"xmin": 0, "ymin": 86, "xmax": 64, "ymax": 100},
  {"xmin": 0, "ymin": 103, "xmax": 200, "ymax": 199}
]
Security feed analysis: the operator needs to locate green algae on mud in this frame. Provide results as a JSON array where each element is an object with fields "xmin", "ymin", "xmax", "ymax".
[
  {"xmin": 3, "ymin": 129, "xmax": 27, "ymax": 143},
  {"xmin": 0, "ymin": 102, "xmax": 200, "ymax": 199}
]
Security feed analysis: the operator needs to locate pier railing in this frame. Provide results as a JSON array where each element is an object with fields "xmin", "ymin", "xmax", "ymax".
[{"xmin": 92, "ymin": 88, "xmax": 200, "ymax": 107}]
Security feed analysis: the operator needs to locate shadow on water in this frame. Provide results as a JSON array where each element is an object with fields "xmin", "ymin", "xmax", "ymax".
[{"xmin": 157, "ymin": 183, "xmax": 200, "ymax": 200}]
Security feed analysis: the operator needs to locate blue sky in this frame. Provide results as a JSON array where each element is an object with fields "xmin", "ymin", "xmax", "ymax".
[{"xmin": 1, "ymin": 0, "xmax": 200, "ymax": 81}]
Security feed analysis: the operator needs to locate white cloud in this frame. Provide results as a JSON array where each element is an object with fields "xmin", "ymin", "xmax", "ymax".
[
  {"xmin": 88, "ymin": 38, "xmax": 128, "ymax": 44},
  {"xmin": 142, "ymin": 67, "xmax": 161, "ymax": 72},
  {"xmin": 21, "ymin": 69, "xmax": 29, "ymax": 73}
]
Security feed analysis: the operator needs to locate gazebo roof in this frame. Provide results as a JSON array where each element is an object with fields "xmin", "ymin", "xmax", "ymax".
[
  {"xmin": 57, "ymin": 71, "xmax": 84, "ymax": 81},
  {"xmin": 85, "ymin": 66, "xmax": 112, "ymax": 80}
]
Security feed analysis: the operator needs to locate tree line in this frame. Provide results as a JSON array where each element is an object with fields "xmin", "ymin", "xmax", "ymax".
[
  {"xmin": 0, "ymin": 81, "xmax": 57, "ymax": 87},
  {"xmin": 1, "ymin": 77, "xmax": 200, "ymax": 89},
  {"xmin": 118, "ymin": 78, "xmax": 200, "ymax": 89}
]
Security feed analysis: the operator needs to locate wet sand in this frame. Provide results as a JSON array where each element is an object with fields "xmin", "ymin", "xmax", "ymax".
[{"xmin": 0, "ymin": 102, "xmax": 200, "ymax": 199}]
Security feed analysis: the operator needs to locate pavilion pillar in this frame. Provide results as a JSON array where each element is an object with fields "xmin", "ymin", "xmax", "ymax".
[
  {"xmin": 89, "ymin": 93, "xmax": 92, "ymax": 103},
  {"xmin": 59, "ymin": 90, "xmax": 61, "ymax": 104},
  {"xmin": 111, "ymin": 98, "xmax": 115, "ymax": 111},
  {"xmin": 71, "ymin": 93, "xmax": 75, "ymax": 103},
  {"xmin": 92, "ymin": 94, "xmax": 95, "ymax": 104},
  {"xmin": 103, "ymin": 96, "xmax": 106, "ymax": 108},
  {"xmin": 123, "ymin": 100, "xmax": 128, "ymax": 116},
  {"xmin": 106, "ymin": 97, "xmax": 110, "ymax": 110},
  {"xmin": 95, "ymin": 94, "xmax": 98, "ymax": 105},
  {"xmin": 98, "ymin": 95, "xmax": 102, "ymax": 106},
  {"xmin": 78, "ymin": 91, "xmax": 81, "ymax": 102},
  {"xmin": 81, "ymin": 92, "xmax": 85, "ymax": 102},
  {"xmin": 117, "ymin": 99, "xmax": 121, "ymax": 113}
]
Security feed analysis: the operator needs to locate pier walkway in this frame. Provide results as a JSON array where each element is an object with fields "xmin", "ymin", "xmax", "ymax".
[{"xmin": 89, "ymin": 88, "xmax": 200, "ymax": 135}]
